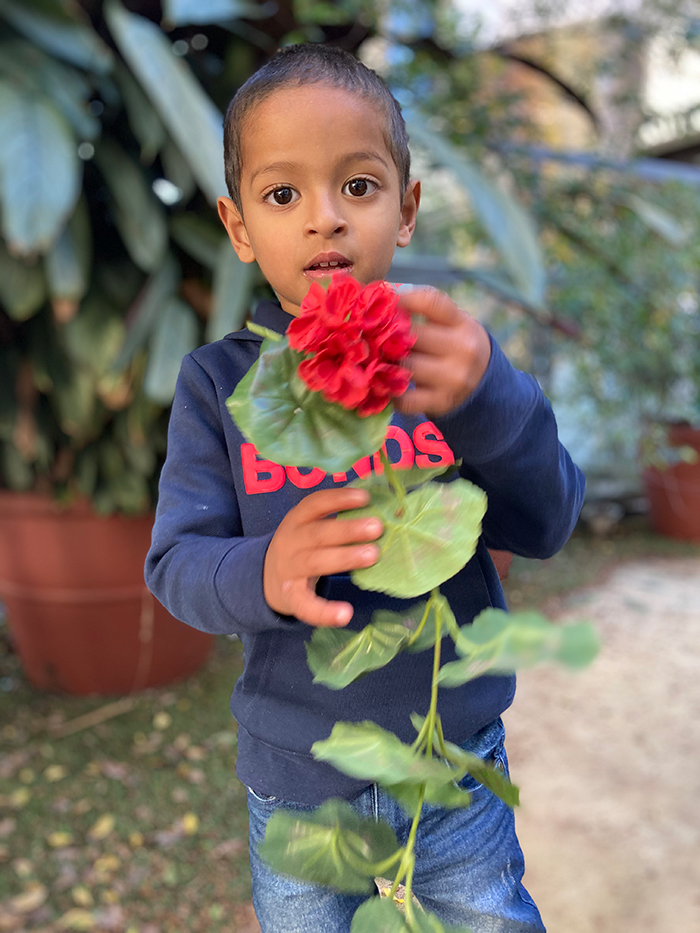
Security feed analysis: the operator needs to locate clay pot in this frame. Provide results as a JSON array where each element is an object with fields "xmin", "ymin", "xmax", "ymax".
[
  {"xmin": 0, "ymin": 493, "xmax": 213, "ymax": 695},
  {"xmin": 643, "ymin": 424, "xmax": 700, "ymax": 542}
]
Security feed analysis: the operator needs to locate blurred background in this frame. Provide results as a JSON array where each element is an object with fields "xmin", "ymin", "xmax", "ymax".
[{"xmin": 0, "ymin": 1, "xmax": 699, "ymax": 931}]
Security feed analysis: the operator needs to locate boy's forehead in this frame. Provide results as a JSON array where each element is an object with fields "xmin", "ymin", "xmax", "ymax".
[{"xmin": 240, "ymin": 84, "xmax": 395, "ymax": 175}]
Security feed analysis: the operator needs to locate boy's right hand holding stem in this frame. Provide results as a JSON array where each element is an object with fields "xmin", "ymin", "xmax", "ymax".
[{"xmin": 264, "ymin": 488, "xmax": 383, "ymax": 628}]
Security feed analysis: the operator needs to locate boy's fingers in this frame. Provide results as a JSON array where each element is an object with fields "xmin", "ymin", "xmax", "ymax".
[
  {"xmin": 291, "ymin": 487, "xmax": 370, "ymax": 523},
  {"xmin": 393, "ymin": 387, "xmax": 442, "ymax": 416},
  {"xmin": 287, "ymin": 584, "xmax": 353, "ymax": 627},
  {"xmin": 310, "ymin": 516, "xmax": 383, "ymax": 548},
  {"xmin": 301, "ymin": 543, "xmax": 380, "ymax": 578},
  {"xmin": 400, "ymin": 287, "xmax": 461, "ymax": 326}
]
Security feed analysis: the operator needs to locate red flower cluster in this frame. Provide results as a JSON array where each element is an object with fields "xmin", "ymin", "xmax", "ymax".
[{"xmin": 287, "ymin": 277, "xmax": 414, "ymax": 417}]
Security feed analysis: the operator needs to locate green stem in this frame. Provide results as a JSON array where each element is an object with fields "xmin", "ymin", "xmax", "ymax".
[
  {"xmin": 406, "ymin": 595, "xmax": 434, "ymax": 649},
  {"xmin": 389, "ymin": 786, "xmax": 424, "ymax": 901},
  {"xmin": 425, "ymin": 603, "xmax": 443, "ymax": 758},
  {"xmin": 379, "ymin": 448, "xmax": 406, "ymax": 509},
  {"xmin": 339, "ymin": 840, "xmax": 404, "ymax": 878}
]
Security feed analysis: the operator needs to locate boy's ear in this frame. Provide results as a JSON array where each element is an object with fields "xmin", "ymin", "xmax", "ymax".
[
  {"xmin": 397, "ymin": 179, "xmax": 420, "ymax": 248},
  {"xmin": 217, "ymin": 197, "xmax": 256, "ymax": 263}
]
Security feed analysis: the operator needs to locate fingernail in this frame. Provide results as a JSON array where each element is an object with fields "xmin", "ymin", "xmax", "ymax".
[
  {"xmin": 361, "ymin": 545, "xmax": 378, "ymax": 562},
  {"xmin": 366, "ymin": 519, "xmax": 382, "ymax": 536},
  {"xmin": 336, "ymin": 607, "xmax": 352, "ymax": 625}
]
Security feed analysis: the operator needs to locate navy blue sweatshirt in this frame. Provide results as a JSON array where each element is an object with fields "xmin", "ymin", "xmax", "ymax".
[{"xmin": 145, "ymin": 299, "xmax": 584, "ymax": 805}]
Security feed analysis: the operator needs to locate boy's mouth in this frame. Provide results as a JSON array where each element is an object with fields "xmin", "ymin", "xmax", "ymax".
[{"xmin": 304, "ymin": 253, "xmax": 353, "ymax": 280}]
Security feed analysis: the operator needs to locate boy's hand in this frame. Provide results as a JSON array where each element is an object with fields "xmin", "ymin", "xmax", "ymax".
[
  {"xmin": 395, "ymin": 288, "xmax": 491, "ymax": 417},
  {"xmin": 264, "ymin": 488, "xmax": 382, "ymax": 627}
]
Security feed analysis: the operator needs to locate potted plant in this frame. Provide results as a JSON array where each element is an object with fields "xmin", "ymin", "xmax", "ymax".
[{"xmin": 0, "ymin": 0, "xmax": 272, "ymax": 693}]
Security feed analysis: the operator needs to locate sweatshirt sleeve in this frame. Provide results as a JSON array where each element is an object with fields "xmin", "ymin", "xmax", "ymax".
[
  {"xmin": 433, "ymin": 335, "xmax": 585, "ymax": 559},
  {"xmin": 144, "ymin": 353, "xmax": 297, "ymax": 636}
]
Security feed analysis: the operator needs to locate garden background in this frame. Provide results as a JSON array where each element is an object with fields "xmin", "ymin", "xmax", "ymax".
[{"xmin": 1, "ymin": 0, "xmax": 699, "ymax": 931}]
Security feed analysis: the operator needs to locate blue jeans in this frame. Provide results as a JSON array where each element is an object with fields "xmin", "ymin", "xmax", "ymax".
[{"xmin": 246, "ymin": 719, "xmax": 545, "ymax": 933}]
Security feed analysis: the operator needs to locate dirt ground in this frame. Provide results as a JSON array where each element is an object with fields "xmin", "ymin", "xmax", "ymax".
[{"xmin": 504, "ymin": 557, "xmax": 700, "ymax": 933}]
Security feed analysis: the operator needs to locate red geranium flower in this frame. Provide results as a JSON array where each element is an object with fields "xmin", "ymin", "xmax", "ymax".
[{"xmin": 288, "ymin": 276, "xmax": 414, "ymax": 417}]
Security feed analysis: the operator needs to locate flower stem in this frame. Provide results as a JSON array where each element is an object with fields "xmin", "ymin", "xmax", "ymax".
[{"xmin": 378, "ymin": 448, "xmax": 406, "ymax": 509}]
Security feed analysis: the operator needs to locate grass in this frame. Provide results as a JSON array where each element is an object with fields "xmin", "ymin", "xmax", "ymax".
[{"xmin": 0, "ymin": 517, "xmax": 698, "ymax": 931}]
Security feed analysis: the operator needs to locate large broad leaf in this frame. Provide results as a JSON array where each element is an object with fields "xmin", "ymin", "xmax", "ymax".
[
  {"xmin": 258, "ymin": 798, "xmax": 399, "ymax": 894},
  {"xmin": 114, "ymin": 60, "xmax": 166, "ymax": 164},
  {"xmin": 94, "ymin": 139, "xmax": 168, "ymax": 272},
  {"xmin": 307, "ymin": 603, "xmax": 429, "ymax": 690},
  {"xmin": 0, "ymin": 82, "xmax": 81, "ymax": 255},
  {"xmin": 406, "ymin": 112, "xmax": 546, "ymax": 310},
  {"xmin": 438, "ymin": 609, "xmax": 598, "ymax": 687},
  {"xmin": 206, "ymin": 241, "xmax": 258, "ymax": 341},
  {"xmin": 387, "ymin": 778, "xmax": 472, "ymax": 815},
  {"xmin": 351, "ymin": 897, "xmax": 473, "ymax": 933},
  {"xmin": 350, "ymin": 462, "xmax": 456, "ymax": 493},
  {"xmin": 312, "ymin": 722, "xmax": 463, "ymax": 790},
  {"xmin": 63, "ymin": 294, "xmax": 125, "ymax": 377},
  {"xmin": 143, "ymin": 296, "xmax": 199, "ymax": 405},
  {"xmin": 345, "ymin": 480, "xmax": 487, "ymax": 598},
  {"xmin": 112, "ymin": 254, "xmax": 180, "ymax": 372},
  {"xmin": 170, "ymin": 213, "xmax": 224, "ymax": 269},
  {"xmin": 162, "ymin": 0, "xmax": 273, "ymax": 26},
  {"xmin": 52, "ymin": 366, "xmax": 100, "ymax": 440},
  {"xmin": 0, "ymin": 39, "xmax": 99, "ymax": 141},
  {"xmin": 160, "ymin": 138, "xmax": 197, "ymax": 203},
  {"xmin": 0, "ymin": 239, "xmax": 46, "ymax": 320},
  {"xmin": 45, "ymin": 197, "xmax": 92, "ymax": 317},
  {"xmin": 226, "ymin": 339, "xmax": 392, "ymax": 473},
  {"xmin": 0, "ymin": 0, "xmax": 113, "ymax": 74},
  {"xmin": 106, "ymin": 0, "xmax": 226, "ymax": 205}
]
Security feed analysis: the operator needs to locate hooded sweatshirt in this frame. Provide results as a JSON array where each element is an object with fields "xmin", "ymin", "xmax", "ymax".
[{"xmin": 145, "ymin": 299, "xmax": 584, "ymax": 805}]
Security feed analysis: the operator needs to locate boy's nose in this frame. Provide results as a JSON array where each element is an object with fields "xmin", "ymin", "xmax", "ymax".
[{"xmin": 303, "ymin": 194, "xmax": 348, "ymax": 238}]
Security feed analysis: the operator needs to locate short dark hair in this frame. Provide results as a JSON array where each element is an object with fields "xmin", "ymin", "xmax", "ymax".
[{"xmin": 223, "ymin": 43, "xmax": 411, "ymax": 213}]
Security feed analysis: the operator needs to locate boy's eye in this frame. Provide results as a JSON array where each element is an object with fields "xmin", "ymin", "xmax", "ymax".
[
  {"xmin": 265, "ymin": 187, "xmax": 298, "ymax": 205},
  {"xmin": 343, "ymin": 178, "xmax": 376, "ymax": 198}
]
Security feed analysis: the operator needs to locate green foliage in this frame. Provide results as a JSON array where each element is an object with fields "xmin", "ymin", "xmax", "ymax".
[
  {"xmin": 438, "ymin": 609, "xmax": 599, "ymax": 687},
  {"xmin": 258, "ymin": 799, "xmax": 400, "ymax": 894},
  {"xmin": 344, "ymin": 479, "xmax": 487, "ymax": 598},
  {"xmin": 351, "ymin": 896, "xmax": 474, "ymax": 932},
  {"xmin": 226, "ymin": 339, "xmax": 392, "ymax": 473}
]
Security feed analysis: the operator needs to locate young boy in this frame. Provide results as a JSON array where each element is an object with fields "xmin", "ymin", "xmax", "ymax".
[{"xmin": 146, "ymin": 43, "xmax": 584, "ymax": 933}]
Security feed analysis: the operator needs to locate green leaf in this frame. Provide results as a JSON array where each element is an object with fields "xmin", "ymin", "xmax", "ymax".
[
  {"xmin": 438, "ymin": 741, "xmax": 519, "ymax": 808},
  {"xmin": 207, "ymin": 240, "xmax": 258, "ymax": 341},
  {"xmin": 226, "ymin": 340, "xmax": 392, "ymax": 473},
  {"xmin": 0, "ymin": 239, "xmax": 46, "ymax": 320},
  {"xmin": 63, "ymin": 293, "xmax": 125, "ymax": 377},
  {"xmin": 404, "ymin": 595, "xmax": 455, "ymax": 654},
  {"xmin": 143, "ymin": 296, "xmax": 199, "ymax": 405},
  {"xmin": 0, "ymin": 442, "xmax": 34, "ymax": 491},
  {"xmin": 0, "ymin": 0, "xmax": 113, "ymax": 74},
  {"xmin": 387, "ymin": 778, "xmax": 472, "ymax": 815},
  {"xmin": 45, "ymin": 197, "xmax": 91, "ymax": 309},
  {"xmin": 170, "ymin": 213, "xmax": 224, "ymax": 269},
  {"xmin": 258, "ymin": 798, "xmax": 399, "ymax": 894},
  {"xmin": 312, "ymin": 722, "xmax": 463, "ymax": 789},
  {"xmin": 438, "ymin": 609, "xmax": 598, "ymax": 687},
  {"xmin": 345, "ymin": 479, "xmax": 487, "ymax": 598},
  {"xmin": 106, "ymin": 0, "xmax": 226, "ymax": 205},
  {"xmin": 349, "ymin": 462, "xmax": 456, "ymax": 493},
  {"xmin": 351, "ymin": 898, "xmax": 472, "ymax": 933},
  {"xmin": 406, "ymin": 112, "xmax": 546, "ymax": 309},
  {"xmin": 160, "ymin": 138, "xmax": 197, "ymax": 202},
  {"xmin": 163, "ymin": 0, "xmax": 273, "ymax": 26},
  {"xmin": 0, "ymin": 82, "xmax": 81, "ymax": 256},
  {"xmin": 114, "ymin": 60, "xmax": 166, "ymax": 164},
  {"xmin": 112, "ymin": 254, "xmax": 180, "ymax": 372},
  {"xmin": 621, "ymin": 193, "xmax": 692, "ymax": 247},
  {"xmin": 0, "ymin": 39, "xmax": 100, "ymax": 140},
  {"xmin": 94, "ymin": 138, "xmax": 168, "ymax": 272},
  {"xmin": 52, "ymin": 367, "xmax": 100, "ymax": 441}
]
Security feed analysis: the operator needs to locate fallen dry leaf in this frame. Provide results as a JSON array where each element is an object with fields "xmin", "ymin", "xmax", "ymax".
[
  {"xmin": 93, "ymin": 855, "xmax": 120, "ymax": 878},
  {"xmin": 87, "ymin": 815, "xmax": 115, "ymax": 841},
  {"xmin": 44, "ymin": 764, "xmax": 68, "ymax": 783},
  {"xmin": 8, "ymin": 882, "xmax": 48, "ymax": 914},
  {"xmin": 12, "ymin": 859, "xmax": 33, "ymax": 879},
  {"xmin": 18, "ymin": 768, "xmax": 35, "ymax": 784},
  {"xmin": 152, "ymin": 712, "xmax": 171, "ymax": 731},
  {"xmin": 57, "ymin": 908, "xmax": 95, "ymax": 931},
  {"xmin": 0, "ymin": 819, "xmax": 16, "ymax": 840},
  {"xmin": 71, "ymin": 887, "xmax": 93, "ymax": 908},
  {"xmin": 128, "ymin": 832, "xmax": 144, "ymax": 849},
  {"xmin": 47, "ymin": 832, "xmax": 74, "ymax": 848},
  {"xmin": 8, "ymin": 789, "xmax": 30, "ymax": 809},
  {"xmin": 181, "ymin": 813, "xmax": 199, "ymax": 835}
]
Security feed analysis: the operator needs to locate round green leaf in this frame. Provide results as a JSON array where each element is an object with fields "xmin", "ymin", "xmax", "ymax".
[
  {"xmin": 312, "ymin": 722, "xmax": 462, "ymax": 789},
  {"xmin": 438, "ymin": 609, "xmax": 599, "ymax": 687},
  {"xmin": 258, "ymin": 798, "xmax": 399, "ymax": 894},
  {"xmin": 226, "ymin": 340, "xmax": 391, "ymax": 473},
  {"xmin": 345, "ymin": 479, "xmax": 487, "ymax": 598},
  {"xmin": 0, "ymin": 239, "xmax": 46, "ymax": 320}
]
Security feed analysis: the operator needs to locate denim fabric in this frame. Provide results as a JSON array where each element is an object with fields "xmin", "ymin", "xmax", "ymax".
[{"xmin": 247, "ymin": 718, "xmax": 545, "ymax": 933}]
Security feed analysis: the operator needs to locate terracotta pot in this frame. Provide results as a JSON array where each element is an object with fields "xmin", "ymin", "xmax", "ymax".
[
  {"xmin": 0, "ymin": 493, "xmax": 213, "ymax": 695},
  {"xmin": 643, "ymin": 424, "xmax": 700, "ymax": 542}
]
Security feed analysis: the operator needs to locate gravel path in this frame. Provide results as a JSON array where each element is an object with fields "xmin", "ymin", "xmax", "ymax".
[{"xmin": 503, "ymin": 557, "xmax": 700, "ymax": 933}]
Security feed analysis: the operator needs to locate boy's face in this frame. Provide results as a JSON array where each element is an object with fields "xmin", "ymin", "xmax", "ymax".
[{"xmin": 218, "ymin": 84, "xmax": 419, "ymax": 317}]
